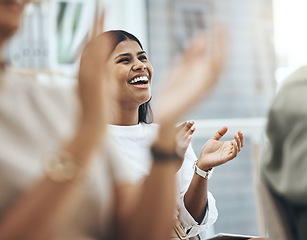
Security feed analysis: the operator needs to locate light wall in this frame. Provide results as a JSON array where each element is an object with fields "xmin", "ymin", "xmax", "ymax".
[
  {"xmin": 273, "ymin": 0, "xmax": 307, "ymax": 86},
  {"xmin": 103, "ymin": 0, "xmax": 148, "ymax": 51}
]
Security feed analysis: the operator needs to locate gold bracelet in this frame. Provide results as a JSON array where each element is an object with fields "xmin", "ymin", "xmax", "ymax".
[{"xmin": 44, "ymin": 151, "xmax": 84, "ymax": 183}]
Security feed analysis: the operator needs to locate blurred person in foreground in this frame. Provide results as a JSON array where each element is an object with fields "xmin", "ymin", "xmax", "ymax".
[
  {"xmin": 0, "ymin": 0, "xmax": 228, "ymax": 239},
  {"xmin": 261, "ymin": 66, "xmax": 307, "ymax": 240}
]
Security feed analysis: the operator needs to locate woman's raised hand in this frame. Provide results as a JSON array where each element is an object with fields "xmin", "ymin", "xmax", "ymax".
[
  {"xmin": 176, "ymin": 120, "xmax": 196, "ymax": 157},
  {"xmin": 155, "ymin": 27, "xmax": 227, "ymax": 125},
  {"xmin": 197, "ymin": 126, "xmax": 244, "ymax": 170}
]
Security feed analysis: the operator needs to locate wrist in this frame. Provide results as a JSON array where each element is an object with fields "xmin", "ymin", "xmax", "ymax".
[
  {"xmin": 150, "ymin": 145, "xmax": 181, "ymax": 163},
  {"xmin": 44, "ymin": 151, "xmax": 87, "ymax": 183},
  {"xmin": 196, "ymin": 159, "xmax": 212, "ymax": 172},
  {"xmin": 64, "ymin": 125, "xmax": 104, "ymax": 167},
  {"xmin": 193, "ymin": 160, "xmax": 214, "ymax": 179},
  {"xmin": 153, "ymin": 124, "xmax": 176, "ymax": 152}
]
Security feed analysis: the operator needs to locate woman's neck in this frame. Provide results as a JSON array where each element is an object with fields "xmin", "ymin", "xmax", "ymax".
[{"xmin": 107, "ymin": 104, "xmax": 139, "ymax": 126}]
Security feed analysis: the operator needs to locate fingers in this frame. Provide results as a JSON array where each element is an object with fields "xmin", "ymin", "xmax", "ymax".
[
  {"xmin": 213, "ymin": 24, "xmax": 228, "ymax": 66},
  {"xmin": 227, "ymin": 130, "xmax": 244, "ymax": 161},
  {"xmin": 176, "ymin": 121, "xmax": 186, "ymax": 133},
  {"xmin": 176, "ymin": 133, "xmax": 192, "ymax": 158},
  {"xmin": 183, "ymin": 33, "xmax": 208, "ymax": 63},
  {"xmin": 234, "ymin": 134, "xmax": 241, "ymax": 152},
  {"xmin": 234, "ymin": 130, "xmax": 244, "ymax": 152},
  {"xmin": 229, "ymin": 140, "xmax": 238, "ymax": 159},
  {"xmin": 238, "ymin": 130, "xmax": 244, "ymax": 147},
  {"xmin": 176, "ymin": 133, "xmax": 192, "ymax": 152},
  {"xmin": 175, "ymin": 120, "xmax": 195, "ymax": 157},
  {"xmin": 78, "ymin": 34, "xmax": 115, "ymax": 125},
  {"xmin": 177, "ymin": 120, "xmax": 195, "ymax": 139},
  {"xmin": 183, "ymin": 135, "xmax": 193, "ymax": 150},
  {"xmin": 212, "ymin": 126, "xmax": 228, "ymax": 140},
  {"xmin": 183, "ymin": 120, "xmax": 196, "ymax": 138},
  {"xmin": 154, "ymin": 26, "xmax": 228, "ymax": 126},
  {"xmin": 90, "ymin": 1, "xmax": 105, "ymax": 41}
]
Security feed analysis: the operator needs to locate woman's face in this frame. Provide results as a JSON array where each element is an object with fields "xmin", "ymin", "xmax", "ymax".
[{"xmin": 107, "ymin": 39, "xmax": 153, "ymax": 108}]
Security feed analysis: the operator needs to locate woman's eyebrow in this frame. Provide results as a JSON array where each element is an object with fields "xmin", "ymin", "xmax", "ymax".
[
  {"xmin": 114, "ymin": 51, "xmax": 146, "ymax": 60},
  {"xmin": 137, "ymin": 51, "xmax": 147, "ymax": 55},
  {"xmin": 114, "ymin": 53, "xmax": 131, "ymax": 60}
]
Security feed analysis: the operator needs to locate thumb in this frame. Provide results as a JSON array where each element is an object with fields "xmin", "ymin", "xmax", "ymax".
[{"xmin": 212, "ymin": 126, "xmax": 228, "ymax": 140}]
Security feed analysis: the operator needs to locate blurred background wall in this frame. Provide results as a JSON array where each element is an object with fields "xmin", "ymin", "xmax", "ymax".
[{"xmin": 3, "ymin": 0, "xmax": 307, "ymax": 238}]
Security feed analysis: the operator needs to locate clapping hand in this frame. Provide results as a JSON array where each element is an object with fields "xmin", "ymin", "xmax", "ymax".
[
  {"xmin": 176, "ymin": 120, "xmax": 196, "ymax": 157},
  {"xmin": 197, "ymin": 126, "xmax": 244, "ymax": 170},
  {"xmin": 155, "ymin": 27, "xmax": 227, "ymax": 125},
  {"xmin": 77, "ymin": 7, "xmax": 115, "ymax": 149},
  {"xmin": 172, "ymin": 120, "xmax": 196, "ymax": 171},
  {"xmin": 153, "ymin": 27, "xmax": 227, "ymax": 166}
]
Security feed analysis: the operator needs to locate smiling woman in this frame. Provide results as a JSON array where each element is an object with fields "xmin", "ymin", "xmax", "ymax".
[
  {"xmin": 88, "ymin": 29, "xmax": 245, "ymax": 239},
  {"xmin": 103, "ymin": 30, "xmax": 154, "ymax": 125}
]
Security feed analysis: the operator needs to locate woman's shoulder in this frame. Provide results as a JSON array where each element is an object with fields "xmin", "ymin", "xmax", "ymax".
[
  {"xmin": 140, "ymin": 122, "xmax": 159, "ymax": 136},
  {"xmin": 107, "ymin": 122, "xmax": 158, "ymax": 139},
  {"xmin": 140, "ymin": 122, "xmax": 159, "ymax": 129}
]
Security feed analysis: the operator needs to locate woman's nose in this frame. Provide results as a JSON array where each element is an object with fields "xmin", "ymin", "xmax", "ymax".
[{"xmin": 133, "ymin": 61, "xmax": 147, "ymax": 71}]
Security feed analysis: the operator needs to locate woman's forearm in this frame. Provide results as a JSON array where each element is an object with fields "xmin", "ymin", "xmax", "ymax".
[{"xmin": 184, "ymin": 174, "xmax": 208, "ymax": 223}]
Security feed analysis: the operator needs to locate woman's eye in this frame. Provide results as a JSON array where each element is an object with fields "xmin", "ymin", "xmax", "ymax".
[
  {"xmin": 139, "ymin": 55, "xmax": 147, "ymax": 61},
  {"xmin": 118, "ymin": 58, "xmax": 130, "ymax": 63}
]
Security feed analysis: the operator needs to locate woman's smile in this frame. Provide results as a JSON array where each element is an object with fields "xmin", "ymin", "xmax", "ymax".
[
  {"xmin": 107, "ymin": 39, "xmax": 153, "ymax": 105},
  {"xmin": 128, "ymin": 74, "xmax": 150, "ymax": 89}
]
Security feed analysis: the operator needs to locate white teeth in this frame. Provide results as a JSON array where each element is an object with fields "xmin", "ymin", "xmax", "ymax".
[{"xmin": 130, "ymin": 76, "xmax": 148, "ymax": 83}]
